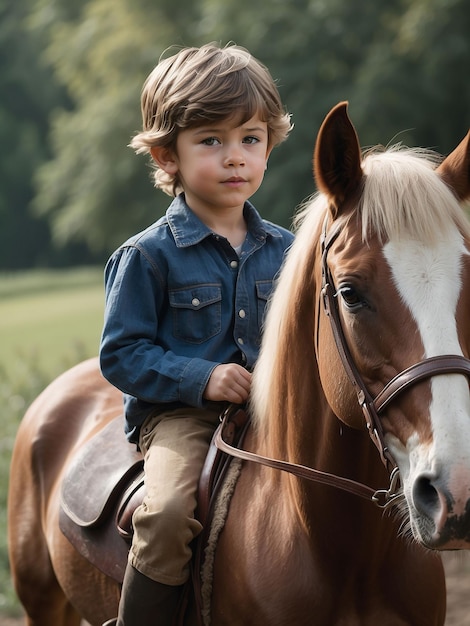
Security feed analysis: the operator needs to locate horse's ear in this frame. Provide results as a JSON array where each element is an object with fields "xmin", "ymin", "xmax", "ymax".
[
  {"xmin": 436, "ymin": 130, "xmax": 470, "ymax": 201},
  {"xmin": 313, "ymin": 102, "xmax": 363, "ymax": 217}
]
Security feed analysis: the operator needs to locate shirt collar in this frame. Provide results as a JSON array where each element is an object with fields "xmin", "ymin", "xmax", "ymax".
[{"xmin": 166, "ymin": 194, "xmax": 282, "ymax": 248}]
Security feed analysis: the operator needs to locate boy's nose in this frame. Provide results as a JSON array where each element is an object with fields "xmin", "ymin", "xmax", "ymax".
[{"xmin": 224, "ymin": 148, "xmax": 245, "ymax": 167}]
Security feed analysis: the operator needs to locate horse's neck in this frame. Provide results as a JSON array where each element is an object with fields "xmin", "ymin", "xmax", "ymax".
[
  {"xmin": 306, "ymin": 411, "xmax": 401, "ymax": 546},
  {"xmin": 309, "ymin": 409, "xmax": 386, "ymax": 484}
]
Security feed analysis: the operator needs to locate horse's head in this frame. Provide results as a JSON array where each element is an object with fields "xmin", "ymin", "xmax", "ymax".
[{"xmin": 314, "ymin": 102, "xmax": 470, "ymax": 549}]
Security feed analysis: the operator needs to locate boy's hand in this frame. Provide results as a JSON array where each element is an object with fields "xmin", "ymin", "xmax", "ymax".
[{"xmin": 203, "ymin": 364, "xmax": 252, "ymax": 404}]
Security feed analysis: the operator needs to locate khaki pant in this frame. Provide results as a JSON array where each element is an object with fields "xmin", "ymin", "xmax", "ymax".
[{"xmin": 129, "ymin": 407, "xmax": 221, "ymax": 585}]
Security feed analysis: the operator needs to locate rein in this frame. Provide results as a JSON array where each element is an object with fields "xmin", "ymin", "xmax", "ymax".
[
  {"xmin": 215, "ymin": 406, "xmax": 401, "ymax": 507},
  {"xmin": 216, "ymin": 215, "xmax": 470, "ymax": 509}
]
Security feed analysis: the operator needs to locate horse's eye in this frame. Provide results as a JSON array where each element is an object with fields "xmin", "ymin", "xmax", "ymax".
[{"xmin": 337, "ymin": 286, "xmax": 363, "ymax": 309}]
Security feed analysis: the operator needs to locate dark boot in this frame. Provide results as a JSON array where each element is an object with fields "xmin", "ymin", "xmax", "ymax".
[{"xmin": 109, "ymin": 564, "xmax": 182, "ymax": 626}]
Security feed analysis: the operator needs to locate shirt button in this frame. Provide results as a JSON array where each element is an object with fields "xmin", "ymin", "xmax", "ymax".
[
  {"xmin": 237, "ymin": 337, "xmax": 244, "ymax": 345},
  {"xmin": 238, "ymin": 309, "xmax": 246, "ymax": 318},
  {"xmin": 230, "ymin": 260, "xmax": 238, "ymax": 269},
  {"xmin": 191, "ymin": 298, "xmax": 200, "ymax": 307}
]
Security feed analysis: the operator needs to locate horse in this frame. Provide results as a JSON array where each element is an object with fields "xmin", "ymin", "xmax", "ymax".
[{"xmin": 8, "ymin": 101, "xmax": 470, "ymax": 626}]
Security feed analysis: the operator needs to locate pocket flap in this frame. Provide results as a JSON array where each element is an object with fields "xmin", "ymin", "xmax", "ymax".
[
  {"xmin": 169, "ymin": 285, "xmax": 222, "ymax": 310},
  {"xmin": 255, "ymin": 280, "xmax": 273, "ymax": 302}
]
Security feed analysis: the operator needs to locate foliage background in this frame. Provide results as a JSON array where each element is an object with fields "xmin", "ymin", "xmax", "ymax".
[{"xmin": 1, "ymin": 0, "xmax": 469, "ymax": 270}]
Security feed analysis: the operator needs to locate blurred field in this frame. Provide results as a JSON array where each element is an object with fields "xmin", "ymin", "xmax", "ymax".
[
  {"xmin": 0, "ymin": 267, "xmax": 104, "ymax": 616},
  {"xmin": 0, "ymin": 267, "xmax": 104, "ymax": 379}
]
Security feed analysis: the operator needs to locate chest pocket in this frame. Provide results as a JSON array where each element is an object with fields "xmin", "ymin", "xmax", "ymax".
[
  {"xmin": 256, "ymin": 280, "xmax": 273, "ymax": 331},
  {"xmin": 169, "ymin": 284, "xmax": 222, "ymax": 344}
]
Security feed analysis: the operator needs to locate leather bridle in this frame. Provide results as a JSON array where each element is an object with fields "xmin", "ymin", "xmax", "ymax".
[{"xmin": 216, "ymin": 216, "xmax": 470, "ymax": 509}]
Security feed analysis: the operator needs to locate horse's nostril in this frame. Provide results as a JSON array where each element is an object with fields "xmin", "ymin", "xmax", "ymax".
[{"xmin": 412, "ymin": 474, "xmax": 440, "ymax": 518}]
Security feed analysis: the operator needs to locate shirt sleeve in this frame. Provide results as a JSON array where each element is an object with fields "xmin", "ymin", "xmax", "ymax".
[{"xmin": 99, "ymin": 245, "xmax": 218, "ymax": 408}]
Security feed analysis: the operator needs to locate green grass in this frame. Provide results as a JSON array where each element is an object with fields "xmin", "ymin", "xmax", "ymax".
[
  {"xmin": 0, "ymin": 266, "xmax": 104, "ymax": 378},
  {"xmin": 0, "ymin": 266, "xmax": 105, "ymax": 616}
]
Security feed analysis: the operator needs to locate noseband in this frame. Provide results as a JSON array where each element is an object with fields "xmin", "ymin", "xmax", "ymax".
[{"xmin": 216, "ymin": 217, "xmax": 470, "ymax": 509}]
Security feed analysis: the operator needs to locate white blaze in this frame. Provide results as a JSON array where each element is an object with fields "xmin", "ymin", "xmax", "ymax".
[{"xmin": 383, "ymin": 230, "xmax": 470, "ymax": 484}]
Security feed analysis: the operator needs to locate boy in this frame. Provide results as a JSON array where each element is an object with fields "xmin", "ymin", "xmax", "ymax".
[{"xmin": 100, "ymin": 42, "xmax": 293, "ymax": 626}]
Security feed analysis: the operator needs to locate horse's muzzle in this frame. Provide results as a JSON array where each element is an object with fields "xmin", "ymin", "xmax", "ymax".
[{"xmin": 410, "ymin": 469, "xmax": 470, "ymax": 549}]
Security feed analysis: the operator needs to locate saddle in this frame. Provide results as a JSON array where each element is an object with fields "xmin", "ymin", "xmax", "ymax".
[{"xmin": 59, "ymin": 406, "xmax": 249, "ymax": 613}]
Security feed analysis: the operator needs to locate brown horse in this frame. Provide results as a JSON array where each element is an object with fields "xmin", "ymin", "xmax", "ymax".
[{"xmin": 8, "ymin": 102, "xmax": 470, "ymax": 625}]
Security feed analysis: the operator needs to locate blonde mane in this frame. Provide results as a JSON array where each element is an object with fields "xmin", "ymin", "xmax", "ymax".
[
  {"xmin": 250, "ymin": 192, "xmax": 325, "ymax": 456},
  {"xmin": 251, "ymin": 146, "xmax": 470, "ymax": 451},
  {"xmin": 359, "ymin": 146, "xmax": 470, "ymax": 243}
]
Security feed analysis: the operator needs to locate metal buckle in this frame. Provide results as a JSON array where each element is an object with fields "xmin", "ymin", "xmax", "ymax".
[{"xmin": 372, "ymin": 467, "xmax": 402, "ymax": 509}]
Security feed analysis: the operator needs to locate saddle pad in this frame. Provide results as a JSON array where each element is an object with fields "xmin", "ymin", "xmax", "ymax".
[{"xmin": 61, "ymin": 415, "xmax": 143, "ymax": 527}]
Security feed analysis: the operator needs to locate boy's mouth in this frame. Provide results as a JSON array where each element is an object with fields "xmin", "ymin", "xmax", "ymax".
[{"xmin": 223, "ymin": 176, "xmax": 246, "ymax": 185}]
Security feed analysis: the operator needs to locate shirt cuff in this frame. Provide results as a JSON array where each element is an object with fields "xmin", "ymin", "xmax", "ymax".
[{"xmin": 179, "ymin": 358, "xmax": 219, "ymax": 407}]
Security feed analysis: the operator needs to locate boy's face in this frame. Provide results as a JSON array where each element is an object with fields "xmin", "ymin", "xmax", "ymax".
[{"xmin": 153, "ymin": 114, "xmax": 271, "ymax": 217}]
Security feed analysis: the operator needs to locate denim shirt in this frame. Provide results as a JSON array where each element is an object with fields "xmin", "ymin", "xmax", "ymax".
[{"xmin": 100, "ymin": 195, "xmax": 294, "ymax": 442}]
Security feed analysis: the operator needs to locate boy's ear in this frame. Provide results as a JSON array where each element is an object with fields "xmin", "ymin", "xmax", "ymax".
[
  {"xmin": 265, "ymin": 145, "xmax": 274, "ymax": 170},
  {"xmin": 150, "ymin": 146, "xmax": 178, "ymax": 174}
]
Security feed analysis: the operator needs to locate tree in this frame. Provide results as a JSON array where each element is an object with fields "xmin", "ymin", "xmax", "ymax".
[
  {"xmin": 351, "ymin": 0, "xmax": 470, "ymax": 153},
  {"xmin": 31, "ymin": 0, "xmax": 205, "ymax": 257},
  {"xmin": 7, "ymin": 0, "xmax": 470, "ymax": 266},
  {"xmin": 0, "ymin": 1, "xmax": 61, "ymax": 268}
]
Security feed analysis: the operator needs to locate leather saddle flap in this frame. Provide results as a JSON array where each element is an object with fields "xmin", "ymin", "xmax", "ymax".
[{"xmin": 61, "ymin": 415, "xmax": 143, "ymax": 527}]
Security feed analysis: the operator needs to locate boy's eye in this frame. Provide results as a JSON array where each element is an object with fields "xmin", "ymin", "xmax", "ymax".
[
  {"xmin": 201, "ymin": 137, "xmax": 220, "ymax": 146},
  {"xmin": 243, "ymin": 136, "xmax": 259, "ymax": 144}
]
